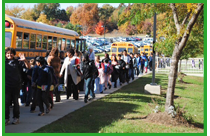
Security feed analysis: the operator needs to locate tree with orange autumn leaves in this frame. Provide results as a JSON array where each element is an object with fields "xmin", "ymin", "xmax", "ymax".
[
  {"xmin": 95, "ymin": 21, "xmax": 104, "ymax": 35},
  {"xmin": 70, "ymin": 3, "xmax": 99, "ymax": 35}
]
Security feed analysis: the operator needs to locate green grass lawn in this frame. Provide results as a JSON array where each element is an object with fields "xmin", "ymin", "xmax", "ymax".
[{"xmin": 35, "ymin": 74, "xmax": 204, "ymax": 133}]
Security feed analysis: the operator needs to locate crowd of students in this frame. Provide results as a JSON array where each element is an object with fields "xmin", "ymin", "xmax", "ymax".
[{"xmin": 5, "ymin": 46, "xmax": 152, "ymax": 126}]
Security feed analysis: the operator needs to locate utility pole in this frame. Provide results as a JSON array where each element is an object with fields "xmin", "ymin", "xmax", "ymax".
[
  {"xmin": 151, "ymin": 12, "xmax": 157, "ymax": 85},
  {"xmin": 144, "ymin": 3, "xmax": 161, "ymax": 95}
]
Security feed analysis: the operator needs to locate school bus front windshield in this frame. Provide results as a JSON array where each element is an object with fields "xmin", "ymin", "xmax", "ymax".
[
  {"xmin": 118, "ymin": 48, "xmax": 126, "ymax": 53},
  {"xmin": 128, "ymin": 48, "xmax": 133, "ymax": 53}
]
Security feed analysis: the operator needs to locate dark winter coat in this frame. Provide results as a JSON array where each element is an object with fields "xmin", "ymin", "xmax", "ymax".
[{"xmin": 5, "ymin": 59, "xmax": 22, "ymax": 90}]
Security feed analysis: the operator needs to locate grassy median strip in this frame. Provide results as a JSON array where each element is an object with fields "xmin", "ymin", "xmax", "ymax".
[{"xmin": 34, "ymin": 74, "xmax": 204, "ymax": 133}]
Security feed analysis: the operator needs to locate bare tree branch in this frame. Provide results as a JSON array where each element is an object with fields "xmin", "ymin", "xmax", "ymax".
[
  {"xmin": 179, "ymin": 3, "xmax": 204, "ymax": 51},
  {"xmin": 170, "ymin": 3, "xmax": 180, "ymax": 34}
]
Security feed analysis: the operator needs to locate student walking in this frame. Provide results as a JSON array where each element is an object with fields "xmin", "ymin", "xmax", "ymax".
[
  {"xmin": 82, "ymin": 53, "xmax": 95, "ymax": 103},
  {"xmin": 111, "ymin": 55, "xmax": 119, "ymax": 88},
  {"xmin": 94, "ymin": 56, "xmax": 104, "ymax": 93},
  {"xmin": 59, "ymin": 49, "xmax": 81, "ymax": 100},
  {"xmin": 122, "ymin": 50, "xmax": 131, "ymax": 83},
  {"xmin": 117, "ymin": 54, "xmax": 126, "ymax": 85},
  {"xmin": 35, "ymin": 57, "xmax": 52, "ymax": 116},
  {"xmin": 47, "ymin": 47, "xmax": 61, "ymax": 102}
]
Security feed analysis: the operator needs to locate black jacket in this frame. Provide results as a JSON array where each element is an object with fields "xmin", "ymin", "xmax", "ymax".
[
  {"xmin": 117, "ymin": 59, "xmax": 126, "ymax": 70},
  {"xmin": 82, "ymin": 61, "xmax": 94, "ymax": 80},
  {"xmin": 5, "ymin": 59, "xmax": 22, "ymax": 89}
]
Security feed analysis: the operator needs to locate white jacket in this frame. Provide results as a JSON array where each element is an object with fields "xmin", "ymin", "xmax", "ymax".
[{"xmin": 60, "ymin": 56, "xmax": 81, "ymax": 87}]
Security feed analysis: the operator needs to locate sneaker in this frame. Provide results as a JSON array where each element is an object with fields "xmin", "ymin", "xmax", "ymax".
[
  {"xmin": 100, "ymin": 91, "xmax": 103, "ymax": 94},
  {"xmin": 88, "ymin": 96, "xmax": 95, "ymax": 101},
  {"xmin": 5, "ymin": 119, "xmax": 10, "ymax": 126},
  {"xmin": 38, "ymin": 112, "xmax": 45, "ymax": 116},
  {"xmin": 84, "ymin": 99, "xmax": 88, "ymax": 103},
  {"xmin": 104, "ymin": 87, "xmax": 107, "ymax": 91},
  {"xmin": 12, "ymin": 118, "xmax": 19, "ymax": 125}
]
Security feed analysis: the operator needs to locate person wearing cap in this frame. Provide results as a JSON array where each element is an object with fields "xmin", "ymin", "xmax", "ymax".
[
  {"xmin": 59, "ymin": 49, "xmax": 81, "ymax": 100},
  {"xmin": 5, "ymin": 47, "xmax": 31, "ymax": 125},
  {"xmin": 35, "ymin": 56, "xmax": 52, "ymax": 116}
]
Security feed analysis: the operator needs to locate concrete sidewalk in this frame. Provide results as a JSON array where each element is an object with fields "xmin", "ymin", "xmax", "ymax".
[{"xmin": 5, "ymin": 74, "xmax": 147, "ymax": 133}]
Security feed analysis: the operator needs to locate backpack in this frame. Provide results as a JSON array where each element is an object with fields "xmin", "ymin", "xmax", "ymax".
[
  {"xmin": 90, "ymin": 61, "xmax": 99, "ymax": 79},
  {"xmin": 104, "ymin": 64, "xmax": 113, "ymax": 75}
]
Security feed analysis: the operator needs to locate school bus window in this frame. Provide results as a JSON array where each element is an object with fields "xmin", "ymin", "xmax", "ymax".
[
  {"xmin": 23, "ymin": 33, "xmax": 29, "ymax": 49},
  {"xmin": 53, "ymin": 37, "xmax": 57, "ymax": 48},
  {"xmin": 145, "ymin": 49, "xmax": 148, "ymax": 51},
  {"xmin": 30, "ymin": 34, "xmax": 36, "ymax": 49},
  {"xmin": 42, "ymin": 36, "xmax": 47, "ymax": 50},
  {"xmin": 58, "ymin": 38, "xmax": 62, "ymax": 50},
  {"xmin": 66, "ymin": 39, "xmax": 71, "ymax": 50},
  {"xmin": 141, "ymin": 49, "xmax": 144, "ymax": 51},
  {"xmin": 128, "ymin": 48, "xmax": 133, "ymax": 53},
  {"xmin": 150, "ymin": 49, "xmax": 152, "ymax": 51},
  {"xmin": 5, "ymin": 32, "xmax": 12, "ymax": 47},
  {"xmin": 76, "ymin": 40, "xmax": 80, "ymax": 50},
  {"xmin": 118, "ymin": 48, "xmax": 126, "ymax": 53},
  {"xmin": 82, "ymin": 40, "xmax": 85, "ymax": 52},
  {"xmin": 112, "ymin": 47, "xmax": 117, "ymax": 52},
  {"xmin": 48, "ymin": 36, "xmax": 52, "ymax": 50},
  {"xmin": 16, "ymin": 32, "xmax": 23, "ymax": 48},
  {"xmin": 71, "ymin": 40, "xmax": 75, "ymax": 49},
  {"xmin": 61, "ymin": 38, "xmax": 66, "ymax": 50},
  {"xmin": 36, "ymin": 35, "xmax": 42, "ymax": 49}
]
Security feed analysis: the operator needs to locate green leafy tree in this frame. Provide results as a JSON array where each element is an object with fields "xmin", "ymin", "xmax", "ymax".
[
  {"xmin": 56, "ymin": 22, "xmax": 63, "ymax": 28},
  {"xmin": 21, "ymin": 7, "xmax": 34, "ymax": 21},
  {"xmin": 66, "ymin": 6, "xmax": 74, "ymax": 19},
  {"xmin": 99, "ymin": 4, "xmax": 115, "ymax": 24},
  {"xmin": 155, "ymin": 3, "xmax": 204, "ymax": 111}
]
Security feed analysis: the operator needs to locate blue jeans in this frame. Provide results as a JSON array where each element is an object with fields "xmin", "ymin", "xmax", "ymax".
[
  {"xmin": 129, "ymin": 68, "xmax": 134, "ymax": 80},
  {"xmin": 94, "ymin": 77, "xmax": 103, "ymax": 93},
  {"xmin": 85, "ymin": 77, "xmax": 95, "ymax": 99}
]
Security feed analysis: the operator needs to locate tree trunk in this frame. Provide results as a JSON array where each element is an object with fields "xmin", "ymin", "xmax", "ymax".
[
  {"xmin": 165, "ymin": 3, "xmax": 203, "ymax": 111},
  {"xmin": 165, "ymin": 46, "xmax": 180, "ymax": 111},
  {"xmin": 179, "ymin": 60, "xmax": 182, "ymax": 72}
]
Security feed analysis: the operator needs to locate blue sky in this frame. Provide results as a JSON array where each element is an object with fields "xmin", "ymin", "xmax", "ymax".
[{"xmin": 5, "ymin": 3, "xmax": 128, "ymax": 10}]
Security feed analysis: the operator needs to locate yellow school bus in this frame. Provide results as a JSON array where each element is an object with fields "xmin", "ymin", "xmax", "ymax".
[
  {"xmin": 139, "ymin": 45, "xmax": 153, "ymax": 56},
  {"xmin": 5, "ymin": 14, "xmax": 86, "ymax": 59},
  {"xmin": 110, "ymin": 42, "xmax": 138, "ymax": 56}
]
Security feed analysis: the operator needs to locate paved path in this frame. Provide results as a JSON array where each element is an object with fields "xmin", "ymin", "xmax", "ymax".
[{"xmin": 5, "ymin": 74, "xmax": 147, "ymax": 133}]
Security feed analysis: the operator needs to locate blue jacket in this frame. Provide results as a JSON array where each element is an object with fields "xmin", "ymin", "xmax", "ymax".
[{"xmin": 36, "ymin": 65, "xmax": 52, "ymax": 92}]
